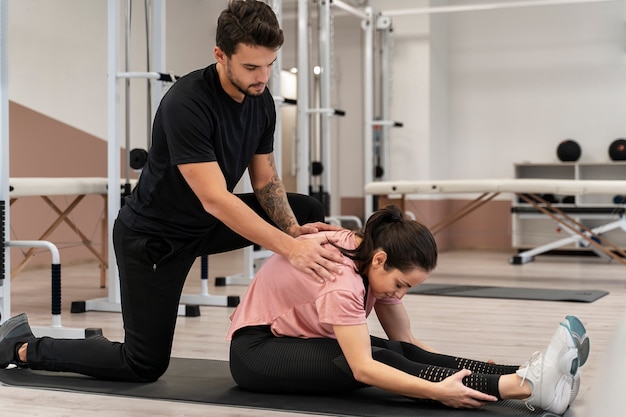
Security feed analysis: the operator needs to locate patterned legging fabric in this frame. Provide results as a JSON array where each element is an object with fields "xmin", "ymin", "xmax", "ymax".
[{"xmin": 229, "ymin": 325, "xmax": 519, "ymax": 399}]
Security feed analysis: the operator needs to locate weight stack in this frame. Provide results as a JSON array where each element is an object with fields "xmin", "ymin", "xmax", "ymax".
[{"xmin": 309, "ymin": 188, "xmax": 330, "ymax": 217}]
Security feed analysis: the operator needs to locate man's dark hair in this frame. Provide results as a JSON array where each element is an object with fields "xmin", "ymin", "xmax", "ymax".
[{"xmin": 216, "ymin": 0, "xmax": 284, "ymax": 57}]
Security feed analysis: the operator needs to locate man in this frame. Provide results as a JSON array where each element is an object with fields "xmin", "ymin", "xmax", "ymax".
[{"xmin": 0, "ymin": 0, "xmax": 345, "ymax": 382}]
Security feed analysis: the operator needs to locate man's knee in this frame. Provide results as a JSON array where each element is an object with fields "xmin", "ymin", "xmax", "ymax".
[
  {"xmin": 126, "ymin": 355, "xmax": 171, "ymax": 382},
  {"xmin": 288, "ymin": 193, "xmax": 325, "ymax": 224}
]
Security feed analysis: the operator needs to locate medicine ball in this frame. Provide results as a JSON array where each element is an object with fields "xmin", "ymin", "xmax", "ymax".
[
  {"xmin": 613, "ymin": 195, "xmax": 626, "ymax": 205},
  {"xmin": 556, "ymin": 139, "xmax": 581, "ymax": 162},
  {"xmin": 609, "ymin": 138, "xmax": 626, "ymax": 161}
]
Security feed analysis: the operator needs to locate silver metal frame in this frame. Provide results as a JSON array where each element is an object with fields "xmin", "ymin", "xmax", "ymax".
[
  {"xmin": 0, "ymin": 0, "xmax": 9, "ymax": 321},
  {"xmin": 95, "ymin": 0, "xmax": 236, "ymax": 312}
]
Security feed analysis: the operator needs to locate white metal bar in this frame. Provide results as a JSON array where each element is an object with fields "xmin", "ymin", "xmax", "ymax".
[
  {"xmin": 296, "ymin": 0, "xmax": 309, "ymax": 194},
  {"xmin": 306, "ymin": 108, "xmax": 338, "ymax": 115},
  {"xmin": 124, "ymin": 0, "xmax": 132, "ymax": 187},
  {"xmin": 379, "ymin": 21, "xmax": 392, "ymax": 182},
  {"xmin": 107, "ymin": 0, "xmax": 122, "ymax": 304},
  {"xmin": 325, "ymin": 215, "xmax": 363, "ymax": 228},
  {"xmin": 148, "ymin": 0, "xmax": 166, "ymax": 150},
  {"xmin": 117, "ymin": 71, "xmax": 162, "ymax": 79},
  {"xmin": 319, "ymin": 0, "xmax": 332, "ymax": 200},
  {"xmin": 513, "ymin": 217, "xmax": 626, "ymax": 263},
  {"xmin": 363, "ymin": 7, "xmax": 374, "ymax": 220},
  {"xmin": 6, "ymin": 241, "xmax": 60, "ymax": 265},
  {"xmin": 271, "ymin": 0, "xmax": 283, "ymax": 175},
  {"xmin": 331, "ymin": 0, "xmax": 368, "ymax": 19},
  {"xmin": 0, "ymin": 0, "xmax": 10, "ymax": 321},
  {"xmin": 382, "ymin": 0, "xmax": 613, "ymax": 17},
  {"xmin": 6, "ymin": 240, "xmax": 97, "ymax": 337},
  {"xmin": 371, "ymin": 120, "xmax": 396, "ymax": 126}
]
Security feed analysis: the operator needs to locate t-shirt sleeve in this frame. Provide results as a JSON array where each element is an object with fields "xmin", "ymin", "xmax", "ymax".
[
  {"xmin": 255, "ymin": 91, "xmax": 276, "ymax": 155},
  {"xmin": 316, "ymin": 290, "xmax": 367, "ymax": 326},
  {"xmin": 160, "ymin": 91, "xmax": 217, "ymax": 165}
]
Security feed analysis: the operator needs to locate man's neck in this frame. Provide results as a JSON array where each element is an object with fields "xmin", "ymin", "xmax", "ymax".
[{"xmin": 215, "ymin": 62, "xmax": 245, "ymax": 103}]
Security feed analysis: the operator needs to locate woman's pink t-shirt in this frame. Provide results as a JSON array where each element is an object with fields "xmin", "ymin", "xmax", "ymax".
[{"xmin": 226, "ymin": 229, "xmax": 400, "ymax": 340}]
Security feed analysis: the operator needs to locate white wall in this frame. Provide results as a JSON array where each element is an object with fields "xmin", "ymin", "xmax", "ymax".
[
  {"xmin": 446, "ymin": 0, "xmax": 626, "ymax": 179},
  {"xmin": 8, "ymin": 0, "xmax": 107, "ymax": 139}
]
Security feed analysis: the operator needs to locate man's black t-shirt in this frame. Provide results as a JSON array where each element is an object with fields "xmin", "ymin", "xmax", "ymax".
[{"xmin": 118, "ymin": 64, "xmax": 275, "ymax": 238}]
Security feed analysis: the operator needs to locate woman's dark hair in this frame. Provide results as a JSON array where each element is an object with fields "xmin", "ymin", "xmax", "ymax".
[
  {"xmin": 216, "ymin": 0, "xmax": 285, "ymax": 57},
  {"xmin": 337, "ymin": 205, "xmax": 438, "ymax": 276}
]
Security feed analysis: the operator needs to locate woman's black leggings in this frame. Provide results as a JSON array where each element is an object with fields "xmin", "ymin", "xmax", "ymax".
[{"xmin": 230, "ymin": 325, "xmax": 519, "ymax": 399}]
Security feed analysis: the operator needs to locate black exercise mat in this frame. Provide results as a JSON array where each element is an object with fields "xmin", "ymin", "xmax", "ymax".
[
  {"xmin": 0, "ymin": 357, "xmax": 551, "ymax": 416},
  {"xmin": 408, "ymin": 283, "xmax": 608, "ymax": 303}
]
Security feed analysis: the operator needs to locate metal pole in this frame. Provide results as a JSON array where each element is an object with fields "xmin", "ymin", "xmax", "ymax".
[
  {"xmin": 296, "ymin": 0, "xmax": 309, "ymax": 194},
  {"xmin": 332, "ymin": 0, "xmax": 369, "ymax": 19},
  {"xmin": 381, "ymin": 0, "xmax": 613, "ymax": 17},
  {"xmin": 145, "ymin": 0, "xmax": 152, "ymax": 149},
  {"xmin": 124, "ymin": 0, "xmax": 131, "ymax": 187},
  {"xmin": 151, "ymin": 0, "xmax": 165, "ymax": 120},
  {"xmin": 0, "ymin": 0, "xmax": 10, "ymax": 320},
  {"xmin": 363, "ymin": 7, "xmax": 374, "ymax": 219},
  {"xmin": 107, "ymin": 0, "xmax": 122, "ymax": 303},
  {"xmin": 380, "ymin": 16, "xmax": 392, "ymax": 182},
  {"xmin": 319, "ymin": 0, "xmax": 332, "ymax": 204},
  {"xmin": 271, "ymin": 0, "xmax": 282, "ymax": 175}
]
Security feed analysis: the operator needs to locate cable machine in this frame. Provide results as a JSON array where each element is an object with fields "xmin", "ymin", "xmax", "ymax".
[
  {"xmin": 72, "ymin": 0, "xmax": 242, "ymax": 316},
  {"xmin": 297, "ymin": 0, "xmax": 361, "ymax": 229}
]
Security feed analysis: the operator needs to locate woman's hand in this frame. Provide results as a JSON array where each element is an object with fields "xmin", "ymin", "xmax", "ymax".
[{"xmin": 435, "ymin": 369, "xmax": 498, "ymax": 408}]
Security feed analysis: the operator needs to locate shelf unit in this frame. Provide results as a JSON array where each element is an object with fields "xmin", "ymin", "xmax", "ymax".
[{"xmin": 512, "ymin": 162, "xmax": 626, "ymax": 252}]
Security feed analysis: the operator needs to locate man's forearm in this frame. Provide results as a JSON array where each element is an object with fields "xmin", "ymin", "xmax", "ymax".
[{"xmin": 254, "ymin": 174, "xmax": 298, "ymax": 235}]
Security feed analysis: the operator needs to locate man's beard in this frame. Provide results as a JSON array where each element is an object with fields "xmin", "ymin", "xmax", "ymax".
[{"xmin": 226, "ymin": 65, "xmax": 265, "ymax": 98}]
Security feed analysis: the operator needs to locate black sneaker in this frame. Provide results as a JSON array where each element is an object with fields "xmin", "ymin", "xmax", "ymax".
[{"xmin": 0, "ymin": 313, "xmax": 35, "ymax": 368}]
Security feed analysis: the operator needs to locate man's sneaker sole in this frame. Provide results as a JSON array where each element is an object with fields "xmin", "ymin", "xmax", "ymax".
[{"xmin": 0, "ymin": 313, "xmax": 34, "ymax": 368}]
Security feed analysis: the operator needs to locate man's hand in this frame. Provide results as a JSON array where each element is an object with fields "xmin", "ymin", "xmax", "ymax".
[
  {"xmin": 435, "ymin": 370, "xmax": 498, "ymax": 408},
  {"xmin": 287, "ymin": 234, "xmax": 349, "ymax": 283},
  {"xmin": 288, "ymin": 221, "xmax": 344, "ymax": 238}
]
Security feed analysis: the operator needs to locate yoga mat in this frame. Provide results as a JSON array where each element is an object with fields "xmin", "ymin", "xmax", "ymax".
[
  {"xmin": 0, "ymin": 357, "xmax": 550, "ymax": 416},
  {"xmin": 408, "ymin": 283, "xmax": 608, "ymax": 303}
]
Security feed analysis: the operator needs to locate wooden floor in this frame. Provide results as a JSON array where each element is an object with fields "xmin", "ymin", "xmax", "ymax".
[{"xmin": 2, "ymin": 249, "xmax": 626, "ymax": 416}]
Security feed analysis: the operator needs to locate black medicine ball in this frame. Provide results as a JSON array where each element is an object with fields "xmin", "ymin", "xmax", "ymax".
[
  {"xmin": 556, "ymin": 139, "xmax": 581, "ymax": 162},
  {"xmin": 609, "ymin": 138, "xmax": 626, "ymax": 161}
]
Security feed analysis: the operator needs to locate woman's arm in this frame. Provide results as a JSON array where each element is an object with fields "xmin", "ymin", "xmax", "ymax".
[
  {"xmin": 333, "ymin": 323, "xmax": 497, "ymax": 408},
  {"xmin": 374, "ymin": 302, "xmax": 437, "ymax": 352}
]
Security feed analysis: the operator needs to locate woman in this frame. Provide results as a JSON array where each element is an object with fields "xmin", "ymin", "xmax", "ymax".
[{"xmin": 226, "ymin": 205, "xmax": 588, "ymax": 414}]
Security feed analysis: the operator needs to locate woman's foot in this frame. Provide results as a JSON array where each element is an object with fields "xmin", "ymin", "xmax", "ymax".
[{"xmin": 516, "ymin": 321, "xmax": 579, "ymax": 414}]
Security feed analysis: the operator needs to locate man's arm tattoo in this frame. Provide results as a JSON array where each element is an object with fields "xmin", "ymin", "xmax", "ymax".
[{"xmin": 254, "ymin": 155, "xmax": 297, "ymax": 233}]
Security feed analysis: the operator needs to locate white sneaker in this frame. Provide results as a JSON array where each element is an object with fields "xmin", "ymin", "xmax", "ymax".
[
  {"xmin": 560, "ymin": 315, "xmax": 589, "ymax": 407},
  {"xmin": 562, "ymin": 315, "xmax": 589, "ymax": 368},
  {"xmin": 516, "ymin": 324, "xmax": 578, "ymax": 414},
  {"xmin": 570, "ymin": 372, "xmax": 580, "ymax": 406}
]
